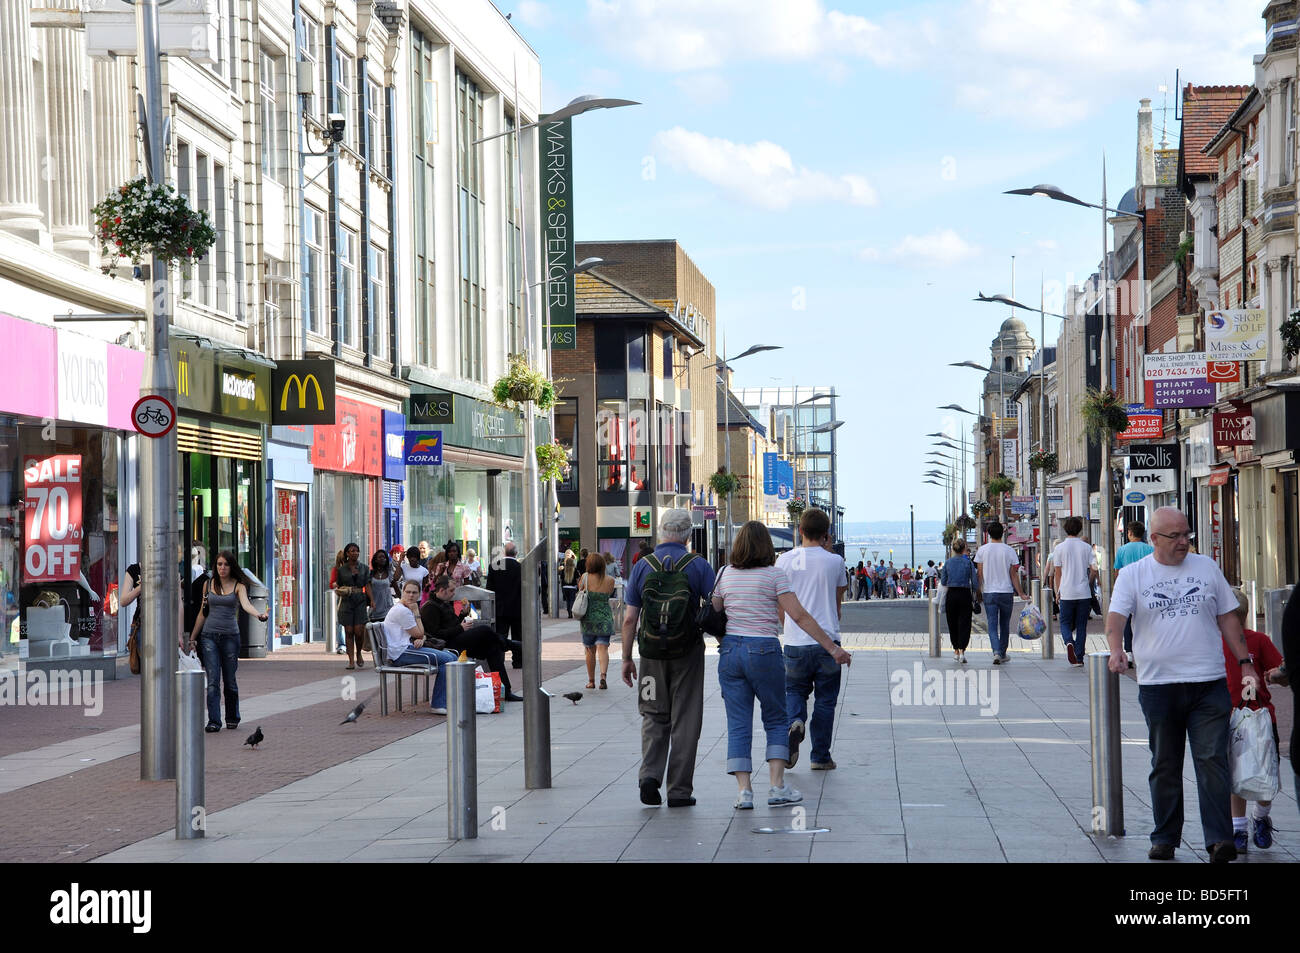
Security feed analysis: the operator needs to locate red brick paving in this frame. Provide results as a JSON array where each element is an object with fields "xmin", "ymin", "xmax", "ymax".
[{"xmin": 0, "ymin": 629, "xmax": 587, "ymax": 863}]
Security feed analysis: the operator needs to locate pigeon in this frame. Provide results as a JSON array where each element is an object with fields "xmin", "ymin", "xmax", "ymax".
[
  {"xmin": 340, "ymin": 702, "xmax": 365, "ymax": 725},
  {"xmin": 243, "ymin": 726, "xmax": 264, "ymax": 749},
  {"xmin": 563, "ymin": 691, "xmax": 583, "ymax": 705}
]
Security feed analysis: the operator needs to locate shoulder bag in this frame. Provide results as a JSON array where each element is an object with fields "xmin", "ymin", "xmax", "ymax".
[
  {"xmin": 572, "ymin": 576, "xmax": 589, "ymax": 619},
  {"xmin": 694, "ymin": 567, "xmax": 728, "ymax": 638}
]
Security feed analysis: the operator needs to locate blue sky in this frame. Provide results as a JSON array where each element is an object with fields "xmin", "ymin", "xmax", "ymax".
[{"xmin": 507, "ymin": 0, "xmax": 1260, "ymax": 524}]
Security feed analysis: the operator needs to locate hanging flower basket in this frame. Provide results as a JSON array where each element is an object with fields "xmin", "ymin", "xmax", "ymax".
[
  {"xmin": 535, "ymin": 440, "xmax": 570, "ymax": 483},
  {"xmin": 92, "ymin": 177, "xmax": 215, "ymax": 274},
  {"xmin": 491, "ymin": 354, "xmax": 560, "ymax": 412},
  {"xmin": 955, "ymin": 513, "xmax": 976, "ymax": 531},
  {"xmin": 709, "ymin": 469, "xmax": 742, "ymax": 497},
  {"xmin": 786, "ymin": 495, "xmax": 806, "ymax": 518},
  {"xmin": 1028, "ymin": 450, "xmax": 1058, "ymax": 474},
  {"xmin": 1283, "ymin": 309, "xmax": 1300, "ymax": 362},
  {"xmin": 1081, "ymin": 387, "xmax": 1129, "ymax": 440},
  {"xmin": 971, "ymin": 499, "xmax": 992, "ymax": 518},
  {"xmin": 987, "ymin": 475, "xmax": 1015, "ymax": 498}
]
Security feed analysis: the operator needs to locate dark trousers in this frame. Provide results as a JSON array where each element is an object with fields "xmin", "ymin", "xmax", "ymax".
[
  {"xmin": 562, "ymin": 585, "xmax": 577, "ymax": 617},
  {"xmin": 496, "ymin": 615, "xmax": 522, "ymax": 664},
  {"xmin": 637, "ymin": 641, "xmax": 705, "ymax": 800},
  {"xmin": 944, "ymin": 586, "xmax": 973, "ymax": 651},
  {"xmin": 1138, "ymin": 678, "xmax": 1233, "ymax": 849},
  {"xmin": 446, "ymin": 622, "xmax": 512, "ymax": 693}
]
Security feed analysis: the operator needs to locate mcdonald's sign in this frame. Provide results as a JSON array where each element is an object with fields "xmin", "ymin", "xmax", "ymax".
[{"xmin": 271, "ymin": 360, "xmax": 336, "ymax": 424}]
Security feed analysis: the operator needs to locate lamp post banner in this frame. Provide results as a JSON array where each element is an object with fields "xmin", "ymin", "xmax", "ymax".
[{"xmin": 539, "ymin": 117, "xmax": 576, "ymax": 351}]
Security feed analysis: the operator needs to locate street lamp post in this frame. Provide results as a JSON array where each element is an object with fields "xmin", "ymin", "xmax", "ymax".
[
  {"xmin": 713, "ymin": 343, "xmax": 782, "ymax": 559},
  {"xmin": 1005, "ymin": 178, "xmax": 1146, "ymax": 613}
]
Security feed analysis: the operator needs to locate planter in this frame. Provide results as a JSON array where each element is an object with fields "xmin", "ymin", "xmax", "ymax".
[
  {"xmin": 1028, "ymin": 451, "xmax": 1058, "ymax": 474},
  {"xmin": 535, "ymin": 441, "xmax": 570, "ymax": 483},
  {"xmin": 971, "ymin": 500, "xmax": 992, "ymax": 518},
  {"xmin": 786, "ymin": 496, "xmax": 806, "ymax": 518},
  {"xmin": 92, "ymin": 177, "xmax": 216, "ymax": 274},
  {"xmin": 491, "ymin": 355, "xmax": 561, "ymax": 412},
  {"xmin": 987, "ymin": 476, "xmax": 1015, "ymax": 498},
  {"xmin": 1081, "ymin": 387, "xmax": 1129, "ymax": 441},
  {"xmin": 709, "ymin": 470, "xmax": 742, "ymax": 497}
]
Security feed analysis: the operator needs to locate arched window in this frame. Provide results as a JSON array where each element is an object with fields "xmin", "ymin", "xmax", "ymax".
[{"xmin": 1004, "ymin": 355, "xmax": 1013, "ymax": 371}]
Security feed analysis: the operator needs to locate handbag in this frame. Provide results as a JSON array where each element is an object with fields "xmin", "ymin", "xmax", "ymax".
[
  {"xmin": 1229, "ymin": 706, "xmax": 1279, "ymax": 801},
  {"xmin": 694, "ymin": 567, "xmax": 728, "ymax": 638},
  {"xmin": 127, "ymin": 613, "xmax": 141, "ymax": 675},
  {"xmin": 572, "ymin": 586, "xmax": 589, "ymax": 619}
]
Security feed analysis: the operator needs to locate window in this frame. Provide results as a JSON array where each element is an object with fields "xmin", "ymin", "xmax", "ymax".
[
  {"xmin": 304, "ymin": 206, "xmax": 324, "ymax": 334},
  {"xmin": 333, "ymin": 47, "xmax": 354, "ymax": 150},
  {"xmin": 410, "ymin": 28, "xmax": 437, "ymax": 366},
  {"xmin": 368, "ymin": 244, "xmax": 387, "ymax": 360},
  {"xmin": 339, "ymin": 226, "xmax": 357, "ymax": 347},
  {"xmin": 213, "ymin": 163, "xmax": 228, "ymax": 313},
  {"xmin": 196, "ymin": 151, "xmax": 211, "ymax": 306},
  {"xmin": 1286, "ymin": 80, "xmax": 1296, "ymax": 186},
  {"xmin": 597, "ymin": 400, "xmax": 627, "ymax": 492},
  {"xmin": 299, "ymin": 16, "xmax": 321, "ymax": 118},
  {"xmin": 457, "ymin": 69, "xmax": 486, "ymax": 380},
  {"xmin": 657, "ymin": 401, "xmax": 676, "ymax": 493},
  {"xmin": 232, "ymin": 180, "xmax": 245, "ymax": 320},
  {"xmin": 176, "ymin": 141, "xmax": 192, "ymax": 299},
  {"xmin": 366, "ymin": 77, "xmax": 386, "ymax": 175},
  {"xmin": 628, "ymin": 332, "xmax": 646, "ymax": 372},
  {"xmin": 260, "ymin": 50, "xmax": 284, "ymax": 182},
  {"xmin": 628, "ymin": 399, "xmax": 649, "ymax": 491},
  {"xmin": 663, "ymin": 336, "xmax": 674, "ymax": 380},
  {"xmin": 555, "ymin": 399, "xmax": 578, "ymax": 493}
]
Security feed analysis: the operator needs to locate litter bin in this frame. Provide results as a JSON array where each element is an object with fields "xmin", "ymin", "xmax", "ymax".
[
  {"xmin": 1265, "ymin": 586, "xmax": 1295, "ymax": 655},
  {"xmin": 454, "ymin": 584, "xmax": 495, "ymax": 627},
  {"xmin": 238, "ymin": 570, "xmax": 270, "ymax": 659}
]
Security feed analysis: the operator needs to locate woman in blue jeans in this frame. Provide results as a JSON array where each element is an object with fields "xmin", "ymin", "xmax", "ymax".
[
  {"xmin": 188, "ymin": 550, "xmax": 268, "ymax": 732},
  {"xmin": 711, "ymin": 521, "xmax": 852, "ymax": 810}
]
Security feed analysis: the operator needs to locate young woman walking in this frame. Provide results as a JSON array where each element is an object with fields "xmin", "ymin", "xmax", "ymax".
[
  {"xmin": 333, "ymin": 542, "xmax": 372, "ymax": 669},
  {"xmin": 188, "ymin": 551, "xmax": 268, "ymax": 732},
  {"xmin": 577, "ymin": 553, "xmax": 616, "ymax": 689},
  {"xmin": 939, "ymin": 538, "xmax": 977, "ymax": 663}
]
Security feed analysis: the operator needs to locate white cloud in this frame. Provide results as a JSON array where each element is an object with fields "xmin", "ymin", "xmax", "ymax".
[
  {"xmin": 675, "ymin": 72, "xmax": 731, "ymax": 106},
  {"xmin": 652, "ymin": 127, "xmax": 878, "ymax": 210},
  {"xmin": 586, "ymin": 0, "xmax": 907, "ymax": 71},
  {"xmin": 514, "ymin": 0, "xmax": 550, "ymax": 28},
  {"xmin": 860, "ymin": 229, "xmax": 980, "ymax": 266}
]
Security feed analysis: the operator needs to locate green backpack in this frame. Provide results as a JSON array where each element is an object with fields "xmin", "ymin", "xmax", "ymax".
[{"xmin": 636, "ymin": 552, "xmax": 704, "ymax": 660}]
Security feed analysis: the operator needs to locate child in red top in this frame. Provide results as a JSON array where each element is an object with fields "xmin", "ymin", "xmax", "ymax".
[{"xmin": 1223, "ymin": 590, "xmax": 1288, "ymax": 852}]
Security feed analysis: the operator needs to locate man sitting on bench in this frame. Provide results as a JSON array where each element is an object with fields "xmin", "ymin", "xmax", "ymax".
[
  {"xmin": 420, "ymin": 574, "xmax": 524, "ymax": 702},
  {"xmin": 384, "ymin": 579, "xmax": 458, "ymax": 714}
]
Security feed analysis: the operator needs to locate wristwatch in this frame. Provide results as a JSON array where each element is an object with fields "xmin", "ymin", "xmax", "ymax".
[{"xmin": 1237, "ymin": 657, "xmax": 1254, "ymax": 666}]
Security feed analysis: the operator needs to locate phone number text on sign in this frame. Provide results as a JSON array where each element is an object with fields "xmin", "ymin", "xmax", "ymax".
[{"xmin": 23, "ymin": 454, "xmax": 83, "ymax": 583}]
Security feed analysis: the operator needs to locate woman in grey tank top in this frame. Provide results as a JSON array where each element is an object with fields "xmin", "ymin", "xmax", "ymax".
[{"xmin": 188, "ymin": 550, "xmax": 269, "ymax": 732}]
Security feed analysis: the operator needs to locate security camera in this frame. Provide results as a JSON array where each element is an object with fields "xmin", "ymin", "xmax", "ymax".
[{"xmin": 327, "ymin": 113, "xmax": 345, "ymax": 142}]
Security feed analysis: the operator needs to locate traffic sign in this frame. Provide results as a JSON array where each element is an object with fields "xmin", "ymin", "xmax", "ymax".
[{"xmin": 132, "ymin": 395, "xmax": 176, "ymax": 438}]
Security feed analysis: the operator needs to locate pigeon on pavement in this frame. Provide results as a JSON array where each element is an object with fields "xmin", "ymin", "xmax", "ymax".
[
  {"xmin": 563, "ymin": 692, "xmax": 583, "ymax": 705},
  {"xmin": 243, "ymin": 726, "xmax": 264, "ymax": 749},
  {"xmin": 340, "ymin": 702, "xmax": 366, "ymax": 725}
]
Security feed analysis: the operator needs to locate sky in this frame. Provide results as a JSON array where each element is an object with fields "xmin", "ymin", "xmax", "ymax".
[{"xmin": 505, "ymin": 0, "xmax": 1260, "ymax": 524}]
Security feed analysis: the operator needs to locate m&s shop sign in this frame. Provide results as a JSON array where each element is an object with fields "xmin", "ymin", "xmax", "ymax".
[{"xmin": 23, "ymin": 454, "xmax": 82, "ymax": 582}]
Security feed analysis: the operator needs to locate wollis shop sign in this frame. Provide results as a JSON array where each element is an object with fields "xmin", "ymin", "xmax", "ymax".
[
  {"xmin": 23, "ymin": 454, "xmax": 82, "ymax": 582},
  {"xmin": 1213, "ymin": 404, "xmax": 1255, "ymax": 447}
]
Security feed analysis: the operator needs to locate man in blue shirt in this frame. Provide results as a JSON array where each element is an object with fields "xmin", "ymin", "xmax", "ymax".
[
  {"xmin": 1113, "ymin": 520, "xmax": 1155, "ymax": 658},
  {"xmin": 620, "ymin": 508, "xmax": 715, "ymax": 808}
]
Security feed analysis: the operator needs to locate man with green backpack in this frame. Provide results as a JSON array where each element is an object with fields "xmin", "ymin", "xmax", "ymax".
[{"xmin": 620, "ymin": 508, "xmax": 716, "ymax": 808}]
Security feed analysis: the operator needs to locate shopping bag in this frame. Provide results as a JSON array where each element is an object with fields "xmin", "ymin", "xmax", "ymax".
[
  {"xmin": 1229, "ymin": 706, "xmax": 1279, "ymax": 801},
  {"xmin": 1018, "ymin": 604, "xmax": 1046, "ymax": 640},
  {"xmin": 177, "ymin": 648, "xmax": 205, "ymax": 673},
  {"xmin": 474, "ymin": 666, "xmax": 502, "ymax": 714},
  {"xmin": 937, "ymin": 584, "xmax": 948, "ymax": 611}
]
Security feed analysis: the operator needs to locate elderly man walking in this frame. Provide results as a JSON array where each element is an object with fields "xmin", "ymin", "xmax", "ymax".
[
  {"xmin": 1106, "ymin": 506, "xmax": 1259, "ymax": 863},
  {"xmin": 621, "ymin": 508, "xmax": 715, "ymax": 808}
]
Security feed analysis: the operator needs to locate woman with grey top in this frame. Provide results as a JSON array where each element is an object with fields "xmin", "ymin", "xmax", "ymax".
[{"xmin": 188, "ymin": 550, "xmax": 268, "ymax": 732}]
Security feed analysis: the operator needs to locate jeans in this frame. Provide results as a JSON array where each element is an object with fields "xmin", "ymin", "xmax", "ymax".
[
  {"xmin": 199, "ymin": 631, "xmax": 240, "ymax": 726},
  {"xmin": 1059, "ymin": 598, "xmax": 1091, "ymax": 661},
  {"xmin": 718, "ymin": 636, "xmax": 788, "ymax": 774},
  {"xmin": 785, "ymin": 642, "xmax": 842, "ymax": 764},
  {"xmin": 983, "ymin": 592, "xmax": 1014, "ymax": 657},
  {"xmin": 1137, "ymin": 679, "xmax": 1233, "ymax": 849},
  {"xmin": 392, "ymin": 646, "xmax": 457, "ymax": 709}
]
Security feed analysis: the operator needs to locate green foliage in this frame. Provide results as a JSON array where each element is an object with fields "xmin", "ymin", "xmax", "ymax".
[
  {"xmin": 491, "ymin": 355, "xmax": 560, "ymax": 412},
  {"xmin": 971, "ymin": 500, "xmax": 992, "ymax": 517},
  {"xmin": 987, "ymin": 475, "xmax": 1015, "ymax": 498},
  {"xmin": 786, "ymin": 495, "xmax": 806, "ymax": 518},
  {"xmin": 1029, "ymin": 450, "xmax": 1058, "ymax": 473},
  {"xmin": 709, "ymin": 469, "xmax": 742, "ymax": 497},
  {"xmin": 1081, "ymin": 387, "xmax": 1129, "ymax": 440},
  {"xmin": 1174, "ymin": 233, "xmax": 1194, "ymax": 267},
  {"xmin": 92, "ymin": 177, "xmax": 216, "ymax": 273},
  {"xmin": 535, "ymin": 440, "xmax": 570, "ymax": 482},
  {"xmin": 1283, "ymin": 309, "xmax": 1300, "ymax": 362}
]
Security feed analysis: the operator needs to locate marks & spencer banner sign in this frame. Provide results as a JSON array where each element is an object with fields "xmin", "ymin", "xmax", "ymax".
[{"xmin": 540, "ymin": 116, "xmax": 576, "ymax": 350}]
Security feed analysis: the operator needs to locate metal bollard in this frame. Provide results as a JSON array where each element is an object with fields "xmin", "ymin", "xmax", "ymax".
[
  {"xmin": 928, "ymin": 594, "xmax": 941, "ymax": 657},
  {"xmin": 446, "ymin": 660, "xmax": 478, "ymax": 840},
  {"xmin": 326, "ymin": 596, "xmax": 339, "ymax": 654},
  {"xmin": 1040, "ymin": 585, "xmax": 1055, "ymax": 659},
  {"xmin": 175, "ymin": 668, "xmax": 206, "ymax": 840},
  {"xmin": 1086, "ymin": 651, "xmax": 1124, "ymax": 837},
  {"xmin": 521, "ymin": 541, "xmax": 552, "ymax": 789}
]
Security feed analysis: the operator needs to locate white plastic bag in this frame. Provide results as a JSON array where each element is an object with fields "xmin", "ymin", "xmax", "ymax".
[
  {"xmin": 177, "ymin": 648, "xmax": 204, "ymax": 673},
  {"xmin": 1229, "ymin": 706, "xmax": 1279, "ymax": 801},
  {"xmin": 937, "ymin": 584, "xmax": 947, "ymax": 611},
  {"xmin": 474, "ymin": 666, "xmax": 501, "ymax": 714},
  {"xmin": 1018, "ymin": 603, "xmax": 1045, "ymax": 640}
]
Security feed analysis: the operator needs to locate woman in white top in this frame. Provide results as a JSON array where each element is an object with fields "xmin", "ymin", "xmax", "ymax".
[{"xmin": 711, "ymin": 520, "xmax": 851, "ymax": 810}]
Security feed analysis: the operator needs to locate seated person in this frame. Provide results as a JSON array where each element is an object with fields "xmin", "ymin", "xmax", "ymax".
[
  {"xmin": 383, "ymin": 579, "xmax": 457, "ymax": 715},
  {"xmin": 421, "ymin": 574, "xmax": 523, "ymax": 702}
]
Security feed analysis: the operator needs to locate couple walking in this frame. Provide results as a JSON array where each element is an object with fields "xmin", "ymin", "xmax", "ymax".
[{"xmin": 620, "ymin": 508, "xmax": 850, "ymax": 810}]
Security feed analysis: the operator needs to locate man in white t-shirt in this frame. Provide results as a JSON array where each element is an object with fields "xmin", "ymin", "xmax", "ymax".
[
  {"xmin": 776, "ymin": 508, "xmax": 848, "ymax": 771},
  {"xmin": 1052, "ymin": 515, "xmax": 1099, "ymax": 666},
  {"xmin": 1106, "ymin": 506, "xmax": 1258, "ymax": 864},
  {"xmin": 973, "ymin": 521, "xmax": 1026, "ymax": 664}
]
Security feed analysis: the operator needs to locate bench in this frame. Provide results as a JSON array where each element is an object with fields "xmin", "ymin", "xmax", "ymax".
[{"xmin": 366, "ymin": 621, "xmax": 432, "ymax": 715}]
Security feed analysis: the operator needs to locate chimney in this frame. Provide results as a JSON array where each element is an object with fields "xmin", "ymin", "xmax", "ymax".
[{"xmin": 1136, "ymin": 98, "xmax": 1156, "ymax": 198}]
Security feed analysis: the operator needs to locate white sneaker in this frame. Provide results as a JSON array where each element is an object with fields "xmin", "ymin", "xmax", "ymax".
[
  {"xmin": 768, "ymin": 784, "xmax": 803, "ymax": 805},
  {"xmin": 734, "ymin": 789, "xmax": 754, "ymax": 810},
  {"xmin": 430, "ymin": 707, "xmax": 447, "ymax": 715}
]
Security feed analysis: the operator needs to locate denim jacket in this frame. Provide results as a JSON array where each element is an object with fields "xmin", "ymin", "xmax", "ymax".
[{"xmin": 940, "ymin": 555, "xmax": 976, "ymax": 589}]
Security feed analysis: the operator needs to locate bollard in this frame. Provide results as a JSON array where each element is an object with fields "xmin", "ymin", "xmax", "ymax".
[
  {"xmin": 326, "ymin": 596, "xmax": 339, "ymax": 654},
  {"xmin": 1086, "ymin": 651, "xmax": 1124, "ymax": 837},
  {"xmin": 446, "ymin": 660, "xmax": 478, "ymax": 840},
  {"xmin": 175, "ymin": 668, "xmax": 206, "ymax": 840},
  {"xmin": 1040, "ymin": 585, "xmax": 1055, "ymax": 659},
  {"xmin": 928, "ymin": 594, "xmax": 941, "ymax": 657},
  {"xmin": 521, "ymin": 541, "xmax": 551, "ymax": 789}
]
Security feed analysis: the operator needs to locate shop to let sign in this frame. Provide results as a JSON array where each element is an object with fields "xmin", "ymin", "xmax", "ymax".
[
  {"xmin": 1118, "ymin": 403, "xmax": 1163, "ymax": 440},
  {"xmin": 1143, "ymin": 352, "xmax": 1215, "ymax": 408},
  {"xmin": 23, "ymin": 454, "xmax": 83, "ymax": 583},
  {"xmin": 1206, "ymin": 309, "xmax": 1267, "ymax": 361}
]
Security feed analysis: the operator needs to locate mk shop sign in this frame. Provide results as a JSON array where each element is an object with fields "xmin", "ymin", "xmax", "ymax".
[{"xmin": 1213, "ymin": 404, "xmax": 1255, "ymax": 447}]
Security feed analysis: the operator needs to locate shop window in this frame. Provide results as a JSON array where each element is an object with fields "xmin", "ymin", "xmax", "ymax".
[
  {"xmin": 628, "ymin": 398, "xmax": 649, "ymax": 492},
  {"xmin": 339, "ymin": 226, "xmax": 358, "ymax": 347},
  {"xmin": 555, "ymin": 399, "xmax": 578, "ymax": 493},
  {"xmin": 597, "ymin": 399, "xmax": 627, "ymax": 492},
  {"xmin": 368, "ymin": 244, "xmax": 387, "ymax": 360},
  {"xmin": 595, "ymin": 325, "xmax": 627, "ymax": 398},
  {"xmin": 657, "ymin": 401, "xmax": 676, "ymax": 493},
  {"xmin": 304, "ymin": 207, "xmax": 324, "ymax": 334},
  {"xmin": 366, "ymin": 76, "xmax": 387, "ymax": 176}
]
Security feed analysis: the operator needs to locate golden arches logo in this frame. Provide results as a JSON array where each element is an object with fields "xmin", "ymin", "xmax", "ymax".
[{"xmin": 281, "ymin": 373, "xmax": 324, "ymax": 411}]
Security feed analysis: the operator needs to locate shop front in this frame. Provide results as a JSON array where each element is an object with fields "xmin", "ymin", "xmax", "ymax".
[
  {"xmin": 268, "ymin": 425, "xmax": 313, "ymax": 647},
  {"xmin": 171, "ymin": 335, "xmax": 271, "ymax": 638},
  {"xmin": 404, "ymin": 387, "xmax": 525, "ymax": 563},
  {"xmin": 0, "ymin": 313, "xmax": 144, "ymax": 677},
  {"xmin": 382, "ymin": 410, "xmax": 405, "ymax": 551}
]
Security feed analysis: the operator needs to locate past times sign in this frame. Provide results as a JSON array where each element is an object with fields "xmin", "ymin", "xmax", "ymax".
[{"xmin": 23, "ymin": 454, "xmax": 82, "ymax": 583}]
